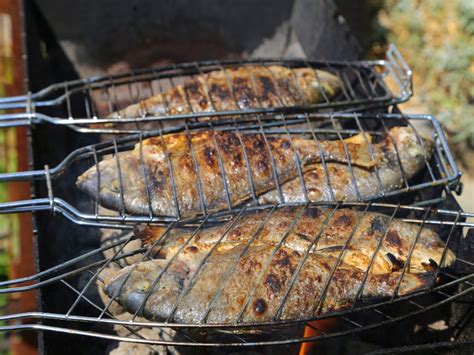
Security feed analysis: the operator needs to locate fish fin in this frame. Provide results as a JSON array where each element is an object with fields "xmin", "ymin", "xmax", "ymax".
[
  {"xmin": 343, "ymin": 134, "xmax": 381, "ymax": 169},
  {"xmin": 327, "ymin": 134, "xmax": 379, "ymax": 169},
  {"xmin": 398, "ymin": 271, "xmax": 434, "ymax": 296},
  {"xmin": 299, "ymin": 135, "xmax": 379, "ymax": 169},
  {"xmin": 441, "ymin": 248, "xmax": 456, "ymax": 268},
  {"xmin": 134, "ymin": 225, "xmax": 168, "ymax": 247},
  {"xmin": 345, "ymin": 132, "xmax": 373, "ymax": 145}
]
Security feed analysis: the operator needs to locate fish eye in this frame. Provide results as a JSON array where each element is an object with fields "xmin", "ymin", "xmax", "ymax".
[
  {"xmin": 310, "ymin": 81, "xmax": 321, "ymax": 91},
  {"xmin": 134, "ymin": 279, "xmax": 151, "ymax": 293},
  {"xmin": 109, "ymin": 180, "xmax": 120, "ymax": 193}
]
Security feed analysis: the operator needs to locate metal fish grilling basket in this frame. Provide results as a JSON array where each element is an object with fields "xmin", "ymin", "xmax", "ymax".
[
  {"xmin": 0, "ymin": 45, "xmax": 412, "ymax": 133},
  {"xmin": 0, "ymin": 112, "xmax": 460, "ymax": 227},
  {"xmin": 0, "ymin": 200, "xmax": 472, "ymax": 349},
  {"xmin": 0, "ymin": 1, "xmax": 470, "ymax": 351}
]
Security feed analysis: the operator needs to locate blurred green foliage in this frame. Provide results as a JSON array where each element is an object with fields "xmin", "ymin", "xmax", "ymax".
[
  {"xmin": 0, "ymin": 84, "xmax": 11, "ymax": 355},
  {"xmin": 376, "ymin": 0, "xmax": 473, "ymax": 145}
]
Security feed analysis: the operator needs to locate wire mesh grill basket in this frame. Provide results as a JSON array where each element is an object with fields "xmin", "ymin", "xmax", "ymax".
[
  {"xmin": 0, "ymin": 201, "xmax": 472, "ymax": 348},
  {"xmin": 0, "ymin": 113, "xmax": 460, "ymax": 228},
  {"xmin": 0, "ymin": 45, "xmax": 412, "ymax": 133}
]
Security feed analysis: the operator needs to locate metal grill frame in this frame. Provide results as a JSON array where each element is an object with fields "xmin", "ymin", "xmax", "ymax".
[
  {"xmin": 0, "ymin": 201, "xmax": 472, "ymax": 347},
  {"xmin": 0, "ymin": 113, "xmax": 462, "ymax": 228},
  {"xmin": 0, "ymin": 45, "xmax": 412, "ymax": 133}
]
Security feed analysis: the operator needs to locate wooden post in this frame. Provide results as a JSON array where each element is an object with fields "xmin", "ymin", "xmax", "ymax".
[{"xmin": 0, "ymin": 0, "xmax": 37, "ymax": 354}]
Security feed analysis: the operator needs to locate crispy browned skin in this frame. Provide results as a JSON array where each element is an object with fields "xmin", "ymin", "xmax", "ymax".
[
  {"xmin": 110, "ymin": 66, "xmax": 343, "ymax": 118},
  {"xmin": 105, "ymin": 244, "xmax": 433, "ymax": 324},
  {"xmin": 77, "ymin": 130, "xmax": 381, "ymax": 217},
  {"xmin": 136, "ymin": 206, "xmax": 455, "ymax": 275},
  {"xmin": 259, "ymin": 126, "xmax": 434, "ymax": 202},
  {"xmin": 77, "ymin": 126, "xmax": 433, "ymax": 218}
]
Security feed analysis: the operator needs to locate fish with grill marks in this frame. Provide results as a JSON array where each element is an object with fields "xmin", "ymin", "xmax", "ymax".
[
  {"xmin": 109, "ymin": 66, "xmax": 343, "ymax": 118},
  {"xmin": 105, "ymin": 244, "xmax": 434, "ymax": 324},
  {"xmin": 135, "ymin": 206, "xmax": 455, "ymax": 275},
  {"xmin": 259, "ymin": 126, "xmax": 434, "ymax": 203},
  {"xmin": 77, "ymin": 126, "xmax": 432, "ymax": 218},
  {"xmin": 77, "ymin": 130, "xmax": 379, "ymax": 217}
]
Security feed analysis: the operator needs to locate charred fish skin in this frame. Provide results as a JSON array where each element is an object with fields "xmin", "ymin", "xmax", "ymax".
[
  {"xmin": 212, "ymin": 246, "xmax": 432, "ymax": 323},
  {"xmin": 259, "ymin": 126, "xmax": 435, "ymax": 204},
  {"xmin": 274, "ymin": 251, "xmax": 434, "ymax": 321},
  {"xmin": 76, "ymin": 130, "xmax": 378, "ymax": 218},
  {"xmin": 110, "ymin": 66, "xmax": 343, "ymax": 118},
  {"xmin": 136, "ymin": 207, "xmax": 455, "ymax": 276},
  {"xmin": 104, "ymin": 245, "xmax": 433, "ymax": 324},
  {"xmin": 76, "ymin": 126, "xmax": 429, "ymax": 218}
]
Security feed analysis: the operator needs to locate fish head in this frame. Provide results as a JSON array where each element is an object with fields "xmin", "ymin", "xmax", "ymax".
[
  {"xmin": 105, "ymin": 261, "xmax": 161, "ymax": 317},
  {"xmin": 105, "ymin": 259, "xmax": 189, "ymax": 320},
  {"xmin": 77, "ymin": 158, "xmax": 120, "ymax": 207},
  {"xmin": 76, "ymin": 151, "xmax": 150, "ymax": 213}
]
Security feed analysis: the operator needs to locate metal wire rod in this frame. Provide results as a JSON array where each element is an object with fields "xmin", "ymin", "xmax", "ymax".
[{"xmin": 0, "ymin": 45, "xmax": 411, "ymax": 132}]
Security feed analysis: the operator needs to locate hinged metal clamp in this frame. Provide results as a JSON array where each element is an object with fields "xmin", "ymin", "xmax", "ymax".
[{"xmin": 44, "ymin": 164, "xmax": 55, "ymax": 213}]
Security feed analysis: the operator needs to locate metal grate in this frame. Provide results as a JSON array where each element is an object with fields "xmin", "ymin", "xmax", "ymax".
[
  {"xmin": 0, "ymin": 201, "xmax": 472, "ymax": 347},
  {"xmin": 0, "ymin": 113, "xmax": 460, "ymax": 228},
  {"xmin": 0, "ymin": 114, "xmax": 460, "ymax": 228},
  {"xmin": 0, "ymin": 45, "xmax": 412, "ymax": 133}
]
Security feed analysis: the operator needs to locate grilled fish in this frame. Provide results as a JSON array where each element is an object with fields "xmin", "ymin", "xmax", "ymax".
[
  {"xmin": 77, "ymin": 129, "xmax": 379, "ymax": 217},
  {"xmin": 259, "ymin": 126, "xmax": 434, "ymax": 202},
  {"xmin": 135, "ymin": 206, "xmax": 455, "ymax": 275},
  {"xmin": 110, "ymin": 66, "xmax": 343, "ymax": 118},
  {"xmin": 105, "ymin": 244, "xmax": 433, "ymax": 324},
  {"xmin": 77, "ymin": 126, "xmax": 432, "ymax": 218}
]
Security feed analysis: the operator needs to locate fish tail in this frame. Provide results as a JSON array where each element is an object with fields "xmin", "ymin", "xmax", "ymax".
[
  {"xmin": 362, "ymin": 271, "xmax": 434, "ymax": 300},
  {"xmin": 397, "ymin": 271, "xmax": 434, "ymax": 296}
]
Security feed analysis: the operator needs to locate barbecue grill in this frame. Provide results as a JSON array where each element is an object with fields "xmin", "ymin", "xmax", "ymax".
[
  {"xmin": 0, "ymin": 112, "xmax": 461, "ymax": 227},
  {"xmin": 0, "ymin": 201, "xmax": 473, "ymax": 350},
  {"xmin": 0, "ymin": 1, "xmax": 472, "ymax": 354},
  {"xmin": 0, "ymin": 45, "xmax": 412, "ymax": 133}
]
